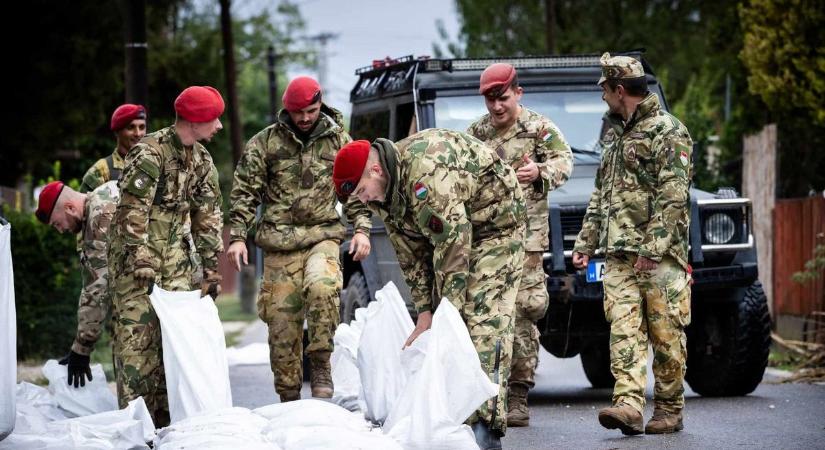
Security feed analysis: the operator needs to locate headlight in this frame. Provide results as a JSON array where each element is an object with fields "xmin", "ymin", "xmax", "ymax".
[{"xmin": 704, "ymin": 213, "xmax": 735, "ymax": 244}]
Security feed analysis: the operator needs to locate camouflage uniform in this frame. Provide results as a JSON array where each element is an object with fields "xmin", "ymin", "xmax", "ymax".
[
  {"xmin": 574, "ymin": 61, "xmax": 693, "ymax": 416},
  {"xmin": 72, "ymin": 181, "xmax": 120, "ymax": 356},
  {"xmin": 228, "ymin": 105, "xmax": 371, "ymax": 396},
  {"xmin": 108, "ymin": 125, "xmax": 223, "ymax": 427},
  {"xmin": 468, "ymin": 107, "xmax": 573, "ymax": 390},
  {"xmin": 367, "ymin": 129, "xmax": 526, "ymax": 433},
  {"xmin": 81, "ymin": 148, "xmax": 203, "ymax": 285},
  {"xmin": 80, "ymin": 149, "xmax": 124, "ymax": 193}
]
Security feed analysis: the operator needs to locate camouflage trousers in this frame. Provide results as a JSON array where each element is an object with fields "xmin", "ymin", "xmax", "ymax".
[
  {"xmin": 509, "ymin": 251, "xmax": 549, "ymax": 390},
  {"xmin": 459, "ymin": 226, "xmax": 524, "ymax": 434},
  {"xmin": 110, "ymin": 245, "xmax": 195, "ymax": 428},
  {"xmin": 603, "ymin": 252, "xmax": 691, "ymax": 414},
  {"xmin": 258, "ymin": 239, "xmax": 342, "ymax": 395}
]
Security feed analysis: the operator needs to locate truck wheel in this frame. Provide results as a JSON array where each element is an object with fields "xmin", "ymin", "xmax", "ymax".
[
  {"xmin": 685, "ymin": 282, "xmax": 771, "ymax": 396},
  {"xmin": 580, "ymin": 337, "xmax": 615, "ymax": 389},
  {"xmin": 339, "ymin": 272, "xmax": 369, "ymax": 324}
]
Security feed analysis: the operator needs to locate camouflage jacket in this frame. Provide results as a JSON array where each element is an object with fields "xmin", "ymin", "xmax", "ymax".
[
  {"xmin": 467, "ymin": 107, "xmax": 573, "ymax": 252},
  {"xmin": 573, "ymin": 94, "xmax": 693, "ymax": 268},
  {"xmin": 72, "ymin": 181, "xmax": 119, "ymax": 356},
  {"xmin": 109, "ymin": 125, "xmax": 224, "ymax": 274},
  {"xmin": 229, "ymin": 104, "xmax": 371, "ymax": 252},
  {"xmin": 370, "ymin": 129, "xmax": 526, "ymax": 313},
  {"xmin": 80, "ymin": 149, "xmax": 125, "ymax": 193}
]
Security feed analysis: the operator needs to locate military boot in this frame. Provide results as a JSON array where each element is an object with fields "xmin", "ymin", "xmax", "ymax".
[
  {"xmin": 471, "ymin": 420, "xmax": 502, "ymax": 450},
  {"xmin": 598, "ymin": 403, "xmax": 644, "ymax": 435},
  {"xmin": 645, "ymin": 408, "xmax": 684, "ymax": 434},
  {"xmin": 507, "ymin": 384, "xmax": 530, "ymax": 427},
  {"xmin": 309, "ymin": 351, "xmax": 333, "ymax": 398},
  {"xmin": 279, "ymin": 390, "xmax": 300, "ymax": 403}
]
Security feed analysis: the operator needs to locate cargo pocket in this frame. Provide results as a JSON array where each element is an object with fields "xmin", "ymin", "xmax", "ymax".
[
  {"xmin": 257, "ymin": 282, "xmax": 273, "ymax": 323},
  {"xmin": 665, "ymin": 273, "xmax": 691, "ymax": 329}
]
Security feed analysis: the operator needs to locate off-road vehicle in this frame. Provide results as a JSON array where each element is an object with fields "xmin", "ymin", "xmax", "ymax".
[{"xmin": 339, "ymin": 52, "xmax": 771, "ymax": 396}]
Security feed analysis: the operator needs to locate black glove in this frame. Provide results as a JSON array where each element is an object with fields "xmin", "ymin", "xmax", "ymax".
[{"xmin": 58, "ymin": 350, "xmax": 92, "ymax": 388}]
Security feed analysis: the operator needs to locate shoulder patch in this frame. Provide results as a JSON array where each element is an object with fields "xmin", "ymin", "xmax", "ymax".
[
  {"xmin": 414, "ymin": 181, "xmax": 428, "ymax": 200},
  {"xmin": 540, "ymin": 129, "xmax": 553, "ymax": 142},
  {"xmin": 416, "ymin": 206, "xmax": 452, "ymax": 243}
]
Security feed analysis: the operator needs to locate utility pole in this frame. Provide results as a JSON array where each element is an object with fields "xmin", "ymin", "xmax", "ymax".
[
  {"xmin": 305, "ymin": 32, "xmax": 339, "ymax": 97},
  {"xmin": 544, "ymin": 0, "xmax": 557, "ymax": 55},
  {"xmin": 219, "ymin": 0, "xmax": 244, "ymax": 166},
  {"xmin": 123, "ymin": 0, "xmax": 148, "ymax": 104},
  {"xmin": 267, "ymin": 46, "xmax": 280, "ymax": 122}
]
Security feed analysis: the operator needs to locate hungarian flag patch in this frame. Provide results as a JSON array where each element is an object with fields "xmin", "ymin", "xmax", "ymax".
[
  {"xmin": 679, "ymin": 150, "xmax": 689, "ymax": 167},
  {"xmin": 414, "ymin": 181, "xmax": 428, "ymax": 200}
]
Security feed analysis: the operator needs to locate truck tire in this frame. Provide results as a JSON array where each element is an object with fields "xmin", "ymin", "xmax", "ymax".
[
  {"xmin": 580, "ymin": 337, "xmax": 615, "ymax": 389},
  {"xmin": 685, "ymin": 282, "xmax": 771, "ymax": 396},
  {"xmin": 339, "ymin": 272, "xmax": 369, "ymax": 324}
]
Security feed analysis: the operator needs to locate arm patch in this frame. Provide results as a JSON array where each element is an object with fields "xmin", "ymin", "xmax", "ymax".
[
  {"xmin": 124, "ymin": 158, "xmax": 160, "ymax": 198},
  {"xmin": 416, "ymin": 206, "xmax": 452, "ymax": 243}
]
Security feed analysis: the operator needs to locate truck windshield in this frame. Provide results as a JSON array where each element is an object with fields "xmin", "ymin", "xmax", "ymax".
[{"xmin": 434, "ymin": 90, "xmax": 608, "ymax": 152}]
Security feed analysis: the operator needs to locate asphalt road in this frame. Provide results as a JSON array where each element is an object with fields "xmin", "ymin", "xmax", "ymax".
[{"xmin": 230, "ymin": 321, "xmax": 825, "ymax": 450}]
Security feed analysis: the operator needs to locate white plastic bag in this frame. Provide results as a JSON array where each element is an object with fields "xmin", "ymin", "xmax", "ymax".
[
  {"xmin": 149, "ymin": 286, "xmax": 232, "ymax": 423},
  {"xmin": 331, "ymin": 322, "xmax": 364, "ymax": 411},
  {"xmin": 0, "ymin": 396, "xmax": 154, "ymax": 450},
  {"xmin": 0, "ymin": 223, "xmax": 16, "ymax": 441},
  {"xmin": 42, "ymin": 359, "xmax": 117, "ymax": 417},
  {"xmin": 256, "ymin": 400, "xmax": 394, "ymax": 450},
  {"xmin": 154, "ymin": 407, "xmax": 276, "ymax": 450},
  {"xmin": 356, "ymin": 282, "xmax": 414, "ymax": 423},
  {"xmin": 384, "ymin": 298, "xmax": 499, "ymax": 450},
  {"xmin": 11, "ymin": 382, "xmax": 67, "ymax": 434}
]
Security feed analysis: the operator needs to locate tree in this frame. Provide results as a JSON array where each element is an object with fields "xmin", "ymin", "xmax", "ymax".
[{"xmin": 740, "ymin": 0, "xmax": 825, "ymax": 124}]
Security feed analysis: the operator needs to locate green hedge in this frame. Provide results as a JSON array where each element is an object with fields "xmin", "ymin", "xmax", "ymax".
[{"xmin": 5, "ymin": 206, "xmax": 81, "ymax": 360}]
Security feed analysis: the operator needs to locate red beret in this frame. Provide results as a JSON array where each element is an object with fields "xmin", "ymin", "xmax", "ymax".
[
  {"xmin": 35, "ymin": 181, "xmax": 65, "ymax": 224},
  {"xmin": 332, "ymin": 140, "xmax": 371, "ymax": 200},
  {"xmin": 479, "ymin": 63, "xmax": 517, "ymax": 96},
  {"xmin": 174, "ymin": 86, "xmax": 225, "ymax": 122},
  {"xmin": 110, "ymin": 104, "xmax": 147, "ymax": 131},
  {"xmin": 283, "ymin": 76, "xmax": 322, "ymax": 112}
]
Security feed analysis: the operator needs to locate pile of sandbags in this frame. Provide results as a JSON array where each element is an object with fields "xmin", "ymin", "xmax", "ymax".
[{"xmin": 329, "ymin": 282, "xmax": 499, "ymax": 450}]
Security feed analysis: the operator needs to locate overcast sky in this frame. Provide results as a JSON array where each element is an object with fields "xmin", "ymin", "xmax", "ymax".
[{"xmin": 235, "ymin": 0, "xmax": 461, "ymax": 116}]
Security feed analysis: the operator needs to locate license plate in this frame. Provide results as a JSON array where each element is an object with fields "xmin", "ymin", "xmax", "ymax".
[{"xmin": 586, "ymin": 260, "xmax": 605, "ymax": 283}]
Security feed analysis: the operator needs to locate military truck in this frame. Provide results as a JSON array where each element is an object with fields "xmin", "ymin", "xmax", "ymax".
[{"xmin": 338, "ymin": 52, "xmax": 771, "ymax": 397}]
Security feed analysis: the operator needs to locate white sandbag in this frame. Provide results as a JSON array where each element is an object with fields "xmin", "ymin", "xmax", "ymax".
[
  {"xmin": 12, "ymin": 382, "xmax": 67, "ymax": 434},
  {"xmin": 42, "ymin": 359, "xmax": 117, "ymax": 417},
  {"xmin": 225, "ymin": 342, "xmax": 271, "ymax": 366},
  {"xmin": 331, "ymin": 322, "xmax": 364, "ymax": 411},
  {"xmin": 149, "ymin": 286, "xmax": 232, "ymax": 423},
  {"xmin": 1, "ymin": 396, "xmax": 154, "ymax": 450},
  {"xmin": 356, "ymin": 282, "xmax": 414, "ymax": 423},
  {"xmin": 0, "ymin": 223, "xmax": 16, "ymax": 441},
  {"xmin": 263, "ymin": 425, "xmax": 401, "ymax": 450},
  {"xmin": 384, "ymin": 299, "xmax": 499, "ymax": 450},
  {"xmin": 254, "ymin": 399, "xmax": 371, "ymax": 432},
  {"xmin": 154, "ymin": 407, "xmax": 276, "ymax": 450}
]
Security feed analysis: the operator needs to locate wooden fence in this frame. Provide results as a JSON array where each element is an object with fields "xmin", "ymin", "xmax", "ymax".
[{"xmin": 773, "ymin": 196, "xmax": 825, "ymax": 316}]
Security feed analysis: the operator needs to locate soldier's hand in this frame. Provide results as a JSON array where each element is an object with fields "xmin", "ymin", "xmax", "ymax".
[
  {"xmin": 349, "ymin": 232, "xmax": 372, "ymax": 262},
  {"xmin": 403, "ymin": 310, "xmax": 433, "ymax": 349},
  {"xmin": 516, "ymin": 154, "xmax": 539, "ymax": 184},
  {"xmin": 227, "ymin": 241, "xmax": 248, "ymax": 272},
  {"xmin": 134, "ymin": 267, "xmax": 156, "ymax": 289},
  {"xmin": 58, "ymin": 350, "xmax": 92, "ymax": 388},
  {"xmin": 572, "ymin": 251, "xmax": 589, "ymax": 269},
  {"xmin": 201, "ymin": 269, "xmax": 222, "ymax": 301},
  {"xmin": 634, "ymin": 255, "xmax": 659, "ymax": 272}
]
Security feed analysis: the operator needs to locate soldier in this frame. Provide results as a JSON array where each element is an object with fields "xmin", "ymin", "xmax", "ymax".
[
  {"xmin": 226, "ymin": 76, "xmax": 371, "ymax": 403},
  {"xmin": 572, "ymin": 53, "xmax": 693, "ymax": 435},
  {"xmin": 108, "ymin": 86, "xmax": 225, "ymax": 427},
  {"xmin": 467, "ymin": 63, "xmax": 573, "ymax": 427},
  {"xmin": 332, "ymin": 131, "xmax": 526, "ymax": 450},
  {"xmin": 80, "ymin": 104, "xmax": 147, "ymax": 193},
  {"xmin": 35, "ymin": 180, "xmax": 119, "ymax": 387}
]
